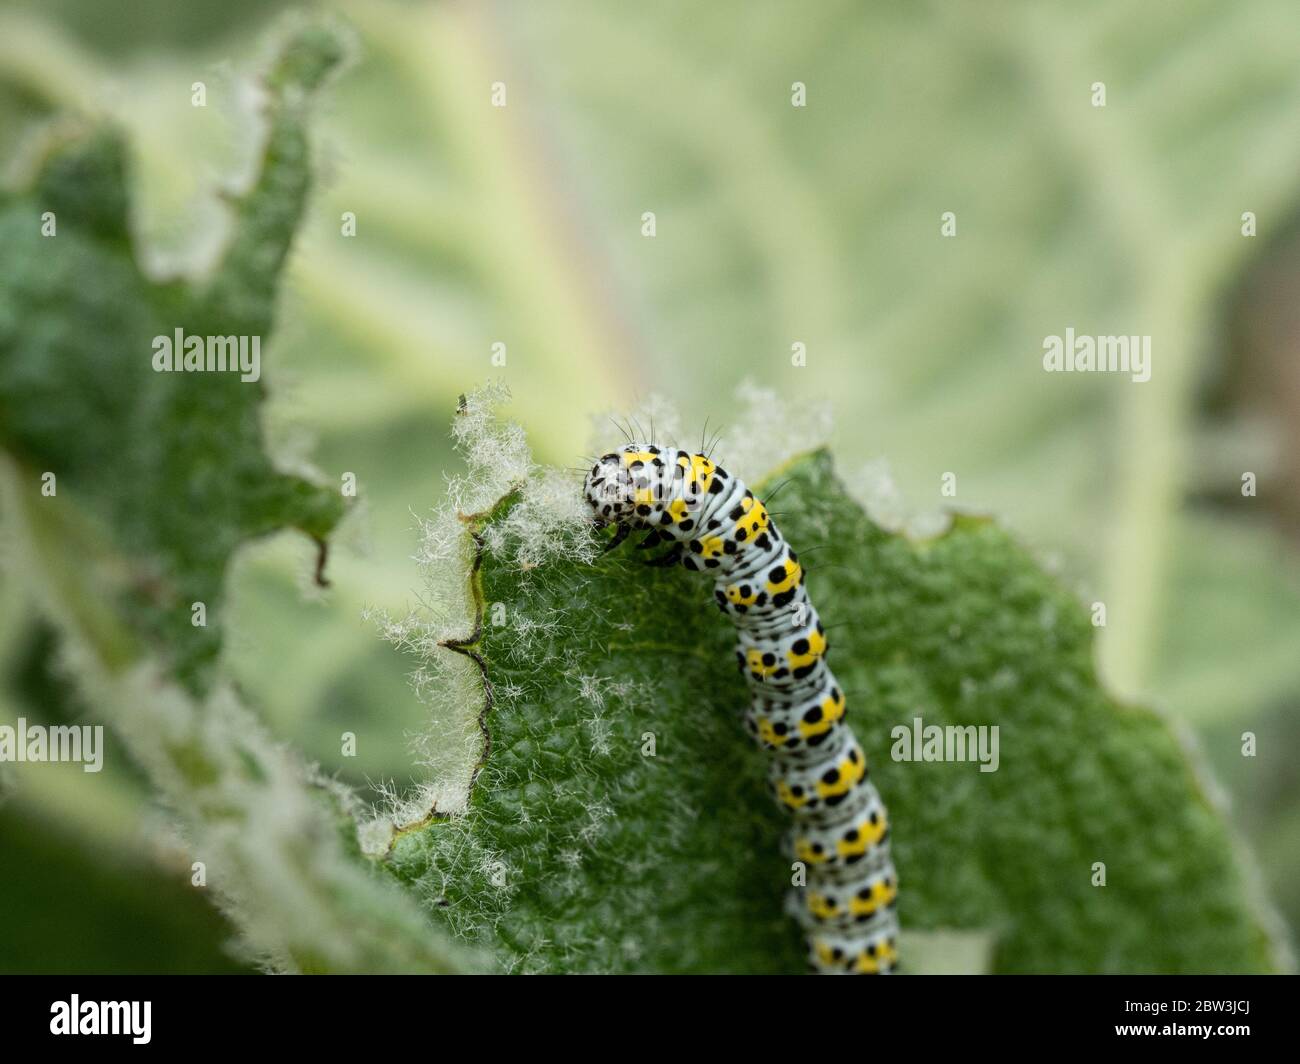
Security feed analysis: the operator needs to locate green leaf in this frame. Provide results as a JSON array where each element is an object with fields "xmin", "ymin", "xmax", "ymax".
[
  {"xmin": 386, "ymin": 447, "xmax": 1281, "ymax": 973},
  {"xmin": 0, "ymin": 18, "xmax": 472, "ymax": 975},
  {"xmin": 0, "ymin": 27, "xmax": 347, "ymax": 693}
]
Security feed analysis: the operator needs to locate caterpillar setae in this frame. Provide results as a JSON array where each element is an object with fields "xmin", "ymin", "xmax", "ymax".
[{"xmin": 584, "ymin": 442, "xmax": 899, "ymax": 974}]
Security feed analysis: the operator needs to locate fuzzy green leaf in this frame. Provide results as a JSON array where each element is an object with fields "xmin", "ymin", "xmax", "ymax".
[
  {"xmin": 388, "ymin": 449, "xmax": 1280, "ymax": 973},
  {"xmin": 0, "ymin": 31, "xmax": 347, "ymax": 692},
  {"xmin": 0, "ymin": 19, "xmax": 472, "ymax": 975}
]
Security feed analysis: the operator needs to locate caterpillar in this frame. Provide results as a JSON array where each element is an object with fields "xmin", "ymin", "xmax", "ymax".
[{"xmin": 584, "ymin": 442, "xmax": 900, "ymax": 974}]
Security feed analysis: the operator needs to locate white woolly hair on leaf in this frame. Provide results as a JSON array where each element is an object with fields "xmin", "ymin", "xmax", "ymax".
[
  {"xmin": 846, "ymin": 457, "xmax": 955, "ymax": 540},
  {"xmin": 852, "ymin": 456, "xmax": 910, "ymax": 534},
  {"xmin": 370, "ymin": 381, "xmax": 602, "ymax": 835},
  {"xmin": 364, "ymin": 383, "xmax": 524, "ymax": 824},
  {"xmin": 487, "ymin": 464, "xmax": 601, "ymax": 572},
  {"xmin": 447, "ymin": 379, "xmax": 531, "ymax": 516},
  {"xmin": 907, "ymin": 508, "xmax": 956, "ymax": 539},
  {"xmin": 714, "ymin": 380, "xmax": 832, "ymax": 484}
]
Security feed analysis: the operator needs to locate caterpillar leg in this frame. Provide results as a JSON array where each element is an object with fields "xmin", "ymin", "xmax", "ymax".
[
  {"xmin": 635, "ymin": 529, "xmax": 666, "ymax": 550},
  {"xmin": 645, "ymin": 543, "xmax": 685, "ymax": 568},
  {"xmin": 602, "ymin": 523, "xmax": 631, "ymax": 552}
]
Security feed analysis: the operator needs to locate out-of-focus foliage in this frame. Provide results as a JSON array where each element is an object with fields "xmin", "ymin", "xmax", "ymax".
[
  {"xmin": 0, "ymin": 114, "xmax": 344, "ymax": 691},
  {"xmin": 0, "ymin": 0, "xmax": 1298, "ymax": 969},
  {"xmin": 0, "ymin": 19, "xmax": 471, "ymax": 974}
]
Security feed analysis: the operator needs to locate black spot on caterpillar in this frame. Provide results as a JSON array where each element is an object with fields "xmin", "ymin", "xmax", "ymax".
[{"xmin": 584, "ymin": 443, "xmax": 899, "ymax": 974}]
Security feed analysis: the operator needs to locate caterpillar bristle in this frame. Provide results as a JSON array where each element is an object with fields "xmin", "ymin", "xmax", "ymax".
[
  {"xmin": 761, "ymin": 477, "xmax": 796, "ymax": 506},
  {"xmin": 608, "ymin": 416, "xmax": 633, "ymax": 444}
]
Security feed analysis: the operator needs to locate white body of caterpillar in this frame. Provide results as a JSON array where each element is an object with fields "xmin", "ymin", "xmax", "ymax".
[{"xmin": 584, "ymin": 443, "xmax": 899, "ymax": 974}]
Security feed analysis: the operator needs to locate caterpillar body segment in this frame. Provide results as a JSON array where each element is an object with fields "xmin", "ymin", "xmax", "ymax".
[{"xmin": 584, "ymin": 443, "xmax": 899, "ymax": 974}]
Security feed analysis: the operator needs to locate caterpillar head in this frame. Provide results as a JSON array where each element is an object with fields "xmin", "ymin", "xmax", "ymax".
[{"xmin": 584, "ymin": 451, "xmax": 640, "ymax": 524}]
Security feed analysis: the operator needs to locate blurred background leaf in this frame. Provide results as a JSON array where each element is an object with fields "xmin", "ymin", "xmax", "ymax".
[{"xmin": 0, "ymin": 14, "xmax": 469, "ymax": 974}]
